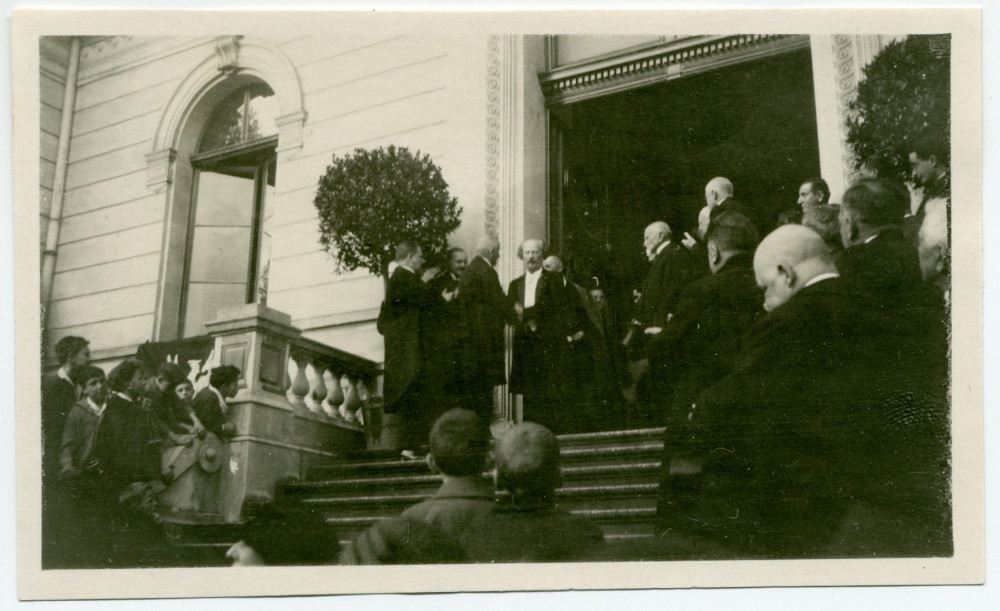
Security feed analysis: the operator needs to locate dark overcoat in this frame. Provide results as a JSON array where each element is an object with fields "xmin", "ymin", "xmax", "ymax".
[
  {"xmin": 378, "ymin": 266, "xmax": 436, "ymax": 411},
  {"xmin": 458, "ymin": 256, "xmax": 507, "ymax": 386}
]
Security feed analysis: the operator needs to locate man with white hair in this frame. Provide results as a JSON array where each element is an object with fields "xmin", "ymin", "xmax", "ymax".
[
  {"xmin": 704, "ymin": 176, "xmax": 748, "ymax": 226},
  {"xmin": 456, "ymin": 235, "xmax": 507, "ymax": 420},
  {"xmin": 636, "ymin": 221, "xmax": 698, "ymax": 336},
  {"xmin": 507, "ymin": 239, "xmax": 584, "ymax": 432}
]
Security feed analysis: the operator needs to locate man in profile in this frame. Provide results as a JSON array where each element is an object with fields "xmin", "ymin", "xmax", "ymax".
[
  {"xmin": 378, "ymin": 240, "xmax": 455, "ymax": 459},
  {"xmin": 704, "ymin": 176, "xmax": 749, "ymax": 226},
  {"xmin": 457, "ymin": 236, "xmax": 506, "ymax": 421},
  {"xmin": 460, "ymin": 422, "xmax": 604, "ymax": 562},
  {"xmin": 797, "ymin": 176, "xmax": 831, "ymax": 212}
]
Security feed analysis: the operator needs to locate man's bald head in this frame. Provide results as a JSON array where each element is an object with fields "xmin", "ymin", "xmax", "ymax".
[
  {"xmin": 753, "ymin": 225, "xmax": 837, "ymax": 312},
  {"xmin": 494, "ymin": 422, "xmax": 562, "ymax": 503},
  {"xmin": 705, "ymin": 177, "xmax": 734, "ymax": 207},
  {"xmin": 643, "ymin": 221, "xmax": 671, "ymax": 256},
  {"xmin": 542, "ymin": 255, "xmax": 563, "ymax": 273}
]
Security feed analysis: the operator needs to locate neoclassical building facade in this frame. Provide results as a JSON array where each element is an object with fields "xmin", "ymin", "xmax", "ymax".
[{"xmin": 39, "ymin": 33, "xmax": 902, "ymax": 374}]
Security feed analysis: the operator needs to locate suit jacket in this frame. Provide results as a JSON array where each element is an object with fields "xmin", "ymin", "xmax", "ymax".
[
  {"xmin": 637, "ymin": 241, "xmax": 699, "ymax": 329},
  {"xmin": 507, "ymin": 270, "xmax": 583, "ymax": 396},
  {"xmin": 670, "ymin": 278, "xmax": 871, "ymax": 556},
  {"xmin": 92, "ymin": 393, "xmax": 163, "ymax": 486},
  {"xmin": 837, "ymin": 226, "xmax": 923, "ymax": 308},
  {"xmin": 378, "ymin": 266, "xmax": 437, "ymax": 409},
  {"xmin": 192, "ymin": 386, "xmax": 229, "ymax": 436},
  {"xmin": 460, "ymin": 497, "xmax": 605, "ymax": 563},
  {"xmin": 42, "ymin": 371, "xmax": 77, "ymax": 475},
  {"xmin": 650, "ymin": 252, "xmax": 763, "ymax": 418},
  {"xmin": 423, "ymin": 271, "xmax": 467, "ymax": 391},
  {"xmin": 458, "ymin": 256, "xmax": 507, "ymax": 385},
  {"xmin": 709, "ymin": 197, "xmax": 751, "ymax": 226},
  {"xmin": 399, "ymin": 476, "xmax": 496, "ymax": 542}
]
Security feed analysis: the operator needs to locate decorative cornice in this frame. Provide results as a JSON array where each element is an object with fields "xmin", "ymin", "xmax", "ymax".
[
  {"xmin": 539, "ymin": 34, "xmax": 809, "ymax": 106},
  {"xmin": 484, "ymin": 35, "xmax": 502, "ymax": 238}
]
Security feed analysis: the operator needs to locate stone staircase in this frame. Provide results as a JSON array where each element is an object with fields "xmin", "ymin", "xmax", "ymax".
[{"xmin": 278, "ymin": 426, "xmax": 667, "ymax": 547}]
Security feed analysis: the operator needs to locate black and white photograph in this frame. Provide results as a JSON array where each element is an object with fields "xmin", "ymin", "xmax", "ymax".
[{"xmin": 8, "ymin": 6, "xmax": 985, "ymax": 602}]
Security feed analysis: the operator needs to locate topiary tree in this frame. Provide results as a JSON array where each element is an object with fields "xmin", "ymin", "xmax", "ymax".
[
  {"xmin": 846, "ymin": 34, "xmax": 950, "ymax": 185},
  {"xmin": 313, "ymin": 145, "xmax": 462, "ymax": 279}
]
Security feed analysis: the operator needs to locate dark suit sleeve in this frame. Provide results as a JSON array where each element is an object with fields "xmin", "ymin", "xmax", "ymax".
[{"xmin": 192, "ymin": 388, "xmax": 224, "ymax": 435}]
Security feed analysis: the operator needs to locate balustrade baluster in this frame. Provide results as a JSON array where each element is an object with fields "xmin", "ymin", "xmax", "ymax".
[
  {"xmin": 288, "ymin": 354, "xmax": 310, "ymax": 409},
  {"xmin": 306, "ymin": 360, "xmax": 327, "ymax": 415},
  {"xmin": 342, "ymin": 376, "xmax": 361, "ymax": 424}
]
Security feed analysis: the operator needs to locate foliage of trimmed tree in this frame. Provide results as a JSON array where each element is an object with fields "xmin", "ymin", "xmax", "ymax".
[
  {"xmin": 314, "ymin": 146, "xmax": 462, "ymax": 279},
  {"xmin": 846, "ymin": 34, "xmax": 950, "ymax": 185}
]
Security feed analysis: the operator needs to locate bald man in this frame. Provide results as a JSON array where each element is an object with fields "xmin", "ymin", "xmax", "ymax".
[
  {"xmin": 459, "ymin": 423, "xmax": 604, "ymax": 562},
  {"xmin": 658, "ymin": 225, "xmax": 869, "ymax": 557},
  {"xmin": 704, "ymin": 176, "xmax": 749, "ymax": 227},
  {"xmin": 507, "ymin": 240, "xmax": 585, "ymax": 432}
]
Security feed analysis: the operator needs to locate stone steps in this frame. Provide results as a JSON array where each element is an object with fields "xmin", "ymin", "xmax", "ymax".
[{"xmin": 284, "ymin": 426, "xmax": 666, "ymax": 548}]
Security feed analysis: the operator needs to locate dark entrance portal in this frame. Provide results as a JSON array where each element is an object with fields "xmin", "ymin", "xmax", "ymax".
[{"xmin": 552, "ymin": 47, "xmax": 821, "ymax": 323}]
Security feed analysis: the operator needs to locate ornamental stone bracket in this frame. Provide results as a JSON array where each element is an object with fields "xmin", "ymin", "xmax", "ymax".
[{"xmin": 215, "ymin": 35, "xmax": 243, "ymax": 74}]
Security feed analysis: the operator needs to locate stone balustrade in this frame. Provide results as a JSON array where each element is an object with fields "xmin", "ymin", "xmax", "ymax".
[{"xmin": 153, "ymin": 302, "xmax": 382, "ymax": 524}]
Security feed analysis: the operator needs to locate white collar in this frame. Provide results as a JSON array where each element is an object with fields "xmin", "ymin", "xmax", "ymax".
[
  {"xmin": 398, "ymin": 263, "xmax": 416, "ymax": 275},
  {"xmin": 58, "ymin": 366, "xmax": 73, "ymax": 385},
  {"xmin": 803, "ymin": 272, "xmax": 840, "ymax": 289},
  {"xmin": 114, "ymin": 391, "xmax": 133, "ymax": 402},
  {"xmin": 477, "ymin": 254, "xmax": 492, "ymax": 266},
  {"xmin": 655, "ymin": 240, "xmax": 671, "ymax": 255},
  {"xmin": 86, "ymin": 397, "xmax": 106, "ymax": 417},
  {"xmin": 525, "ymin": 268, "xmax": 542, "ymax": 279},
  {"xmin": 863, "ymin": 233, "xmax": 880, "ymax": 244}
]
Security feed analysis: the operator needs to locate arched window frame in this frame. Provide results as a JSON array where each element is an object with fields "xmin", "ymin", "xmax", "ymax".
[{"xmin": 146, "ymin": 36, "xmax": 305, "ymax": 340}]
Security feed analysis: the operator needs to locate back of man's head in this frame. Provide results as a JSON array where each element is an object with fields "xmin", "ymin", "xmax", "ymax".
[
  {"xmin": 494, "ymin": 422, "xmax": 562, "ymax": 503},
  {"xmin": 705, "ymin": 211, "xmax": 759, "ymax": 255},
  {"xmin": 72, "ymin": 365, "xmax": 105, "ymax": 389},
  {"xmin": 841, "ymin": 178, "xmax": 910, "ymax": 229},
  {"xmin": 108, "ymin": 359, "xmax": 148, "ymax": 393},
  {"xmin": 395, "ymin": 239, "xmax": 420, "ymax": 262},
  {"xmin": 802, "ymin": 204, "xmax": 842, "ymax": 252},
  {"xmin": 210, "ymin": 365, "xmax": 241, "ymax": 389},
  {"xmin": 55, "ymin": 336, "xmax": 89, "ymax": 366},
  {"xmin": 918, "ymin": 198, "xmax": 950, "ymax": 283},
  {"xmin": 429, "ymin": 409, "xmax": 491, "ymax": 477}
]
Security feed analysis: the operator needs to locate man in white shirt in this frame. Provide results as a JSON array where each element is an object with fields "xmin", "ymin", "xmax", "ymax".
[{"xmin": 507, "ymin": 239, "xmax": 584, "ymax": 432}]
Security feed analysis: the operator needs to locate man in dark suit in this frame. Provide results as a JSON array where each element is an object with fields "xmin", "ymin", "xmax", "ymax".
[
  {"xmin": 379, "ymin": 240, "xmax": 456, "ymax": 458},
  {"xmin": 658, "ymin": 225, "xmax": 862, "ymax": 556},
  {"xmin": 191, "ymin": 365, "xmax": 240, "ymax": 437},
  {"xmin": 636, "ymin": 221, "xmax": 701, "ymax": 336},
  {"xmin": 424, "ymin": 247, "xmax": 469, "ymax": 409},
  {"xmin": 705, "ymin": 176, "xmax": 750, "ymax": 227},
  {"xmin": 42, "ymin": 336, "xmax": 91, "ymax": 478},
  {"xmin": 651, "ymin": 212, "xmax": 763, "ymax": 443},
  {"xmin": 507, "ymin": 239, "xmax": 584, "ymax": 433},
  {"xmin": 456, "ymin": 236, "xmax": 506, "ymax": 422},
  {"xmin": 837, "ymin": 178, "xmax": 930, "ymax": 310}
]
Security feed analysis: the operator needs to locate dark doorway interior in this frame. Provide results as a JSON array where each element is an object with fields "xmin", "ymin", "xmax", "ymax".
[{"xmin": 552, "ymin": 48, "xmax": 820, "ymax": 321}]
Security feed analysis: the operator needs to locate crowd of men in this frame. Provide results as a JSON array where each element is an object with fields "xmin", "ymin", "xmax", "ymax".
[
  {"xmin": 41, "ymin": 137, "xmax": 952, "ymax": 564},
  {"xmin": 376, "ymin": 142, "xmax": 952, "ymax": 557}
]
